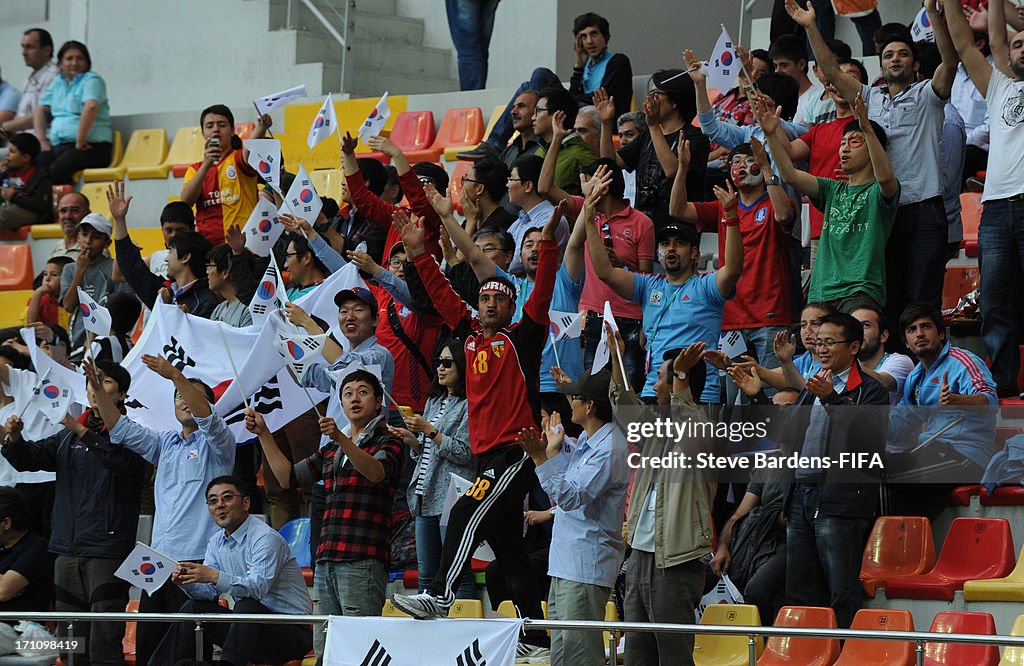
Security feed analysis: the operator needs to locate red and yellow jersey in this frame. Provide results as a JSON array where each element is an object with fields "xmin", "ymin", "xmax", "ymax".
[{"xmin": 184, "ymin": 150, "xmax": 258, "ymax": 245}]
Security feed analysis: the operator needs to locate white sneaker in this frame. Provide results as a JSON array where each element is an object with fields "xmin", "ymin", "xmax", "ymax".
[
  {"xmin": 515, "ymin": 642, "xmax": 551, "ymax": 663},
  {"xmin": 391, "ymin": 591, "xmax": 449, "ymax": 619}
]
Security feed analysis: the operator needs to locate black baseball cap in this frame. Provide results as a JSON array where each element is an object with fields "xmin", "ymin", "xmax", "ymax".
[{"xmin": 656, "ymin": 221, "xmax": 700, "ymax": 246}]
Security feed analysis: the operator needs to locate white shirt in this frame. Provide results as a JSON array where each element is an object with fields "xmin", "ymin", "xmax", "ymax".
[
  {"xmin": 16, "ymin": 61, "xmax": 59, "ymax": 129},
  {"xmin": 982, "ymin": 68, "xmax": 1024, "ymax": 202},
  {"xmin": 796, "ymin": 83, "xmax": 831, "ymax": 126},
  {"xmin": 951, "ymin": 59, "xmax": 993, "ymax": 149},
  {"xmin": 876, "ymin": 352, "xmax": 916, "ymax": 404}
]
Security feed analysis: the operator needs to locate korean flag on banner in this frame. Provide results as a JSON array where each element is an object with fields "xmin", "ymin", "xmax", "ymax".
[
  {"xmin": 275, "ymin": 332, "xmax": 326, "ymax": 383},
  {"xmin": 548, "ymin": 309, "xmax": 583, "ymax": 342},
  {"xmin": 284, "ymin": 164, "xmax": 323, "ymax": 224},
  {"xmin": 591, "ymin": 301, "xmax": 620, "ymax": 372},
  {"xmin": 308, "ymin": 94, "xmax": 338, "ymax": 150},
  {"xmin": 249, "ymin": 255, "xmax": 289, "ymax": 325},
  {"xmin": 253, "ymin": 84, "xmax": 308, "ymax": 116},
  {"xmin": 707, "ymin": 25, "xmax": 740, "ymax": 93},
  {"xmin": 910, "ymin": 6, "xmax": 934, "ymax": 43},
  {"xmin": 20, "ymin": 326, "xmax": 87, "ymax": 407},
  {"xmin": 358, "ymin": 92, "xmax": 390, "ymax": 144},
  {"xmin": 114, "ymin": 542, "xmax": 177, "ymax": 596},
  {"xmin": 76, "ymin": 287, "xmax": 112, "ymax": 337},
  {"xmin": 242, "ymin": 197, "xmax": 285, "ymax": 257},
  {"xmin": 245, "ymin": 138, "xmax": 282, "ymax": 191},
  {"xmin": 325, "ymin": 616, "xmax": 521, "ymax": 666}
]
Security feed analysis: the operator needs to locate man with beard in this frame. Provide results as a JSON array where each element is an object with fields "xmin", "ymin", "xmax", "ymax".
[
  {"xmin": 946, "ymin": 0, "xmax": 1024, "ymax": 399},
  {"xmin": 587, "ymin": 186, "xmax": 743, "ymax": 404},
  {"xmin": 851, "ymin": 303, "xmax": 914, "ymax": 403},
  {"xmin": 789, "ymin": 0, "xmax": 958, "ymax": 338},
  {"xmin": 671, "ymin": 137, "xmax": 794, "ymax": 403}
]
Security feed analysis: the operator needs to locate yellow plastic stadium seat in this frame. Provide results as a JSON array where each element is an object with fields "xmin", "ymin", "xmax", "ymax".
[
  {"xmin": 497, "ymin": 600, "xmax": 517, "ymax": 618},
  {"xmin": 78, "ymin": 182, "xmax": 114, "ymax": 218},
  {"xmin": 30, "ymin": 223, "xmax": 64, "ymax": 240},
  {"xmin": 694, "ymin": 604, "xmax": 764, "ymax": 666},
  {"xmin": 278, "ymin": 133, "xmax": 316, "ymax": 172},
  {"xmin": 964, "ymin": 547, "xmax": 1024, "ymax": 602},
  {"xmin": 80, "ymin": 131, "xmax": 124, "ymax": 182},
  {"xmin": 85, "ymin": 129, "xmax": 168, "ymax": 181},
  {"xmin": 448, "ymin": 599, "xmax": 484, "ymax": 618},
  {"xmin": 283, "ymin": 95, "xmax": 407, "ymax": 154},
  {"xmin": 381, "ymin": 599, "xmax": 410, "ymax": 617},
  {"xmin": 165, "ymin": 126, "xmax": 205, "ymax": 178},
  {"xmin": 310, "ymin": 169, "xmax": 344, "ymax": 202},
  {"xmin": 0, "ymin": 290, "xmax": 32, "ymax": 327},
  {"xmin": 110, "ymin": 227, "xmax": 166, "ymax": 259},
  {"xmin": 1000, "ymin": 614, "xmax": 1024, "ymax": 665}
]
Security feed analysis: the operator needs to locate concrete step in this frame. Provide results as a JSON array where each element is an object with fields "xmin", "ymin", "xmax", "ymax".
[
  {"xmin": 350, "ymin": 41, "xmax": 451, "ymax": 80},
  {"xmin": 350, "ymin": 68, "xmax": 459, "ymax": 97},
  {"xmin": 349, "ymin": 9, "xmax": 424, "ymax": 45},
  {"xmin": 293, "ymin": 30, "xmax": 345, "ymax": 64}
]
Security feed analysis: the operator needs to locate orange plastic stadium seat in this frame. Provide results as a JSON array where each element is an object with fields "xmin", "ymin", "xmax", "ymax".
[
  {"xmin": 0, "ymin": 244, "xmax": 34, "ymax": 291},
  {"xmin": 235, "ymin": 122, "xmax": 256, "ymax": 140},
  {"xmin": 924, "ymin": 611, "xmax": 999, "ymax": 666},
  {"xmin": 757, "ymin": 606, "xmax": 840, "ymax": 666},
  {"xmin": 961, "ymin": 192, "xmax": 982, "ymax": 257},
  {"xmin": 884, "ymin": 518, "xmax": 1015, "ymax": 601},
  {"xmin": 833, "ymin": 609, "xmax": 914, "ymax": 666},
  {"xmin": 358, "ymin": 110, "xmax": 436, "ymax": 163},
  {"xmin": 942, "ymin": 265, "xmax": 980, "ymax": 312},
  {"xmin": 860, "ymin": 516, "xmax": 936, "ymax": 597},
  {"xmin": 946, "ymin": 485, "xmax": 980, "ymax": 506},
  {"xmin": 407, "ymin": 107, "xmax": 484, "ymax": 163},
  {"xmin": 0, "ymin": 226, "xmax": 30, "ymax": 241},
  {"xmin": 448, "ymin": 160, "xmax": 473, "ymax": 215}
]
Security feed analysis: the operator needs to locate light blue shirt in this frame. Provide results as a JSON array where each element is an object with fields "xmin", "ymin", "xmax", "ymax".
[
  {"xmin": 794, "ymin": 351, "xmax": 821, "ymax": 380},
  {"xmin": 39, "ymin": 71, "xmax": 112, "ymax": 144},
  {"xmin": 109, "ymin": 411, "xmax": 235, "ymax": 561},
  {"xmin": 697, "ymin": 109, "xmax": 807, "ymax": 169},
  {"xmin": 497, "ymin": 264, "xmax": 584, "ymax": 392},
  {"xmin": 535, "ymin": 422, "xmax": 629, "ymax": 588},
  {"xmin": 181, "ymin": 515, "xmax": 312, "ymax": 615},
  {"xmin": 507, "ymin": 200, "xmax": 570, "ymax": 276},
  {"xmin": 633, "ymin": 272, "xmax": 728, "ymax": 402},
  {"xmin": 308, "ymin": 233, "xmax": 414, "ymax": 307},
  {"xmin": 305, "ymin": 335, "xmax": 395, "ymax": 447},
  {"xmin": 0, "ymin": 80, "xmax": 21, "ymax": 113}
]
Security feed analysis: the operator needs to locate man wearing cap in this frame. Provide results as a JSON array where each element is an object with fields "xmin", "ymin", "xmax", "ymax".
[
  {"xmin": 587, "ymin": 212, "xmax": 743, "ymax": 404},
  {"xmin": 58, "ymin": 211, "xmax": 131, "ymax": 354},
  {"xmin": 519, "ymin": 369, "xmax": 628, "ymax": 666},
  {"xmin": 391, "ymin": 198, "xmax": 561, "ymax": 656}
]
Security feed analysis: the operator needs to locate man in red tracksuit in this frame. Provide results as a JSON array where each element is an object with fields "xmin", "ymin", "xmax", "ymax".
[{"xmin": 391, "ymin": 204, "xmax": 562, "ymax": 648}]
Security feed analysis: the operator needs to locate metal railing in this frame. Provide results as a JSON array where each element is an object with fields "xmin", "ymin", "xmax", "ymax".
[
  {"xmin": 286, "ymin": 0, "xmax": 353, "ymax": 94},
  {"xmin": 7, "ymin": 611, "xmax": 1024, "ymax": 666}
]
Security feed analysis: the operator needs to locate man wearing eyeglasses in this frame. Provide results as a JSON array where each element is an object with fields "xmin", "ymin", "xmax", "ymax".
[
  {"xmin": 780, "ymin": 312, "xmax": 888, "ymax": 628},
  {"xmin": 47, "ymin": 192, "xmax": 90, "ymax": 258},
  {"xmin": 150, "ymin": 475, "xmax": 312, "ymax": 666},
  {"xmin": 89, "ymin": 353, "xmax": 234, "ymax": 665}
]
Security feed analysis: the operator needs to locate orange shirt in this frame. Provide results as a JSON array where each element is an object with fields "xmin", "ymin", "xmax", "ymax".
[{"xmin": 184, "ymin": 149, "xmax": 258, "ymax": 245}]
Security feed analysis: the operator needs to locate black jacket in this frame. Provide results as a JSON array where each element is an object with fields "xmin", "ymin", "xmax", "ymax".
[
  {"xmin": 569, "ymin": 52, "xmax": 634, "ymax": 120},
  {"xmin": 0, "ymin": 164, "xmax": 53, "ymax": 223},
  {"xmin": 782, "ymin": 360, "xmax": 889, "ymax": 519},
  {"xmin": 2, "ymin": 421, "xmax": 147, "ymax": 559},
  {"xmin": 114, "ymin": 236, "xmax": 220, "ymax": 317}
]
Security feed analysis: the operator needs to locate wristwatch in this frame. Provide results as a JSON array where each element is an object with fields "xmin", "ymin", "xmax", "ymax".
[
  {"xmin": 675, "ymin": 370, "xmax": 688, "ymax": 381},
  {"xmin": 765, "ymin": 175, "xmax": 781, "ymax": 187},
  {"xmin": 427, "ymin": 430, "xmax": 439, "ymax": 440}
]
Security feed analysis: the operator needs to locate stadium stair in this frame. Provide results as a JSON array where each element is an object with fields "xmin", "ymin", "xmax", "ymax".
[
  {"xmin": 693, "ymin": 603, "xmax": 763, "ymax": 666},
  {"xmin": 924, "ymin": 611, "xmax": 999, "ymax": 665},
  {"xmin": 884, "ymin": 518, "xmax": 1015, "ymax": 602},
  {"xmin": 833, "ymin": 608, "xmax": 915, "ymax": 666},
  {"xmin": 861, "ymin": 516, "xmax": 937, "ymax": 598},
  {"xmin": 757, "ymin": 606, "xmax": 840, "ymax": 666}
]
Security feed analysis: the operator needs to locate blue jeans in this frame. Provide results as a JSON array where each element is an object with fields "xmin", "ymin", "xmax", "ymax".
[
  {"xmin": 785, "ymin": 484, "xmax": 872, "ymax": 628},
  {"xmin": 415, "ymin": 514, "xmax": 477, "ymax": 598},
  {"xmin": 723, "ymin": 326, "xmax": 786, "ymax": 404},
  {"xmin": 809, "ymin": 0, "xmax": 883, "ymax": 56},
  {"xmin": 486, "ymin": 67, "xmax": 563, "ymax": 148},
  {"xmin": 313, "ymin": 558, "xmax": 387, "ymax": 663},
  {"xmin": 445, "ymin": 0, "xmax": 501, "ymax": 91},
  {"xmin": 979, "ymin": 197, "xmax": 1024, "ymax": 396},
  {"xmin": 884, "ymin": 197, "xmax": 949, "ymax": 349}
]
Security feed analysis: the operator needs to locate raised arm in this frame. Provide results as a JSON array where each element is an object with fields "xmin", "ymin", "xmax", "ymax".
[
  {"xmin": 988, "ymin": 0, "xmax": 1014, "ymax": 80},
  {"xmin": 711, "ymin": 182, "xmax": 744, "ymax": 298},
  {"xmin": 565, "ymin": 169, "xmax": 611, "ymax": 282},
  {"xmin": 246, "ymin": 409, "xmax": 300, "ymax": 489},
  {"xmin": 402, "ymin": 211, "xmax": 472, "ymax": 331},
  {"xmin": 594, "ymin": 87, "xmax": 627, "ymax": 167},
  {"xmin": 683, "ymin": 49, "xmax": 713, "ymax": 116},
  {"xmin": 319, "ymin": 417, "xmax": 385, "ymax": 482},
  {"xmin": 424, "ymin": 184, "xmax": 496, "ymax": 280},
  {"xmin": 668, "ymin": 134, "xmax": 700, "ymax": 223},
  {"xmin": 751, "ymin": 136, "xmax": 794, "ymax": 230},
  {"xmin": 757, "ymin": 96, "xmax": 820, "ymax": 197},
  {"xmin": 584, "ymin": 197, "xmax": 635, "ymax": 300},
  {"xmin": 786, "ymin": 0, "xmax": 862, "ymax": 104},
  {"xmin": 926, "ymin": 0, "xmax": 959, "ymax": 100},
  {"xmin": 144, "ymin": 354, "xmax": 213, "ymax": 418},
  {"xmin": 537, "ymin": 110, "xmax": 575, "ymax": 207},
  {"xmin": 853, "ymin": 94, "xmax": 898, "ymax": 200}
]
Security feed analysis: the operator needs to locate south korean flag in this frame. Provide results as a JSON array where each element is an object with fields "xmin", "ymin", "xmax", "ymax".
[
  {"xmin": 242, "ymin": 197, "xmax": 284, "ymax": 257},
  {"xmin": 249, "ymin": 255, "xmax": 289, "ymax": 325},
  {"xmin": 275, "ymin": 331, "xmax": 327, "ymax": 383},
  {"xmin": 284, "ymin": 164, "xmax": 322, "ymax": 224}
]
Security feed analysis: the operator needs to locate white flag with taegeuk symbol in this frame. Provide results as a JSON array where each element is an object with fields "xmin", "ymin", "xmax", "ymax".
[
  {"xmin": 275, "ymin": 331, "xmax": 326, "ymax": 383},
  {"xmin": 253, "ymin": 84, "xmax": 307, "ymax": 116},
  {"xmin": 548, "ymin": 309, "xmax": 584, "ymax": 342},
  {"xmin": 284, "ymin": 164, "xmax": 322, "ymax": 224},
  {"xmin": 308, "ymin": 94, "xmax": 338, "ymax": 150},
  {"xmin": 242, "ymin": 197, "xmax": 285, "ymax": 257},
  {"xmin": 114, "ymin": 542, "xmax": 177, "ymax": 596},
  {"xmin": 76, "ymin": 287, "xmax": 112, "ymax": 337},
  {"xmin": 245, "ymin": 138, "xmax": 282, "ymax": 190},
  {"xmin": 249, "ymin": 255, "xmax": 289, "ymax": 325},
  {"xmin": 358, "ymin": 92, "xmax": 390, "ymax": 144}
]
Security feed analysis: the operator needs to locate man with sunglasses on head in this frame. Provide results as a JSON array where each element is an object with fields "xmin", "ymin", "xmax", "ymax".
[
  {"xmin": 150, "ymin": 475, "xmax": 312, "ymax": 666},
  {"xmin": 89, "ymin": 353, "xmax": 234, "ymax": 665}
]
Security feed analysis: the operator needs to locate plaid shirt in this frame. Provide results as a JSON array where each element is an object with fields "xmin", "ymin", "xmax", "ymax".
[{"xmin": 293, "ymin": 414, "xmax": 404, "ymax": 564}]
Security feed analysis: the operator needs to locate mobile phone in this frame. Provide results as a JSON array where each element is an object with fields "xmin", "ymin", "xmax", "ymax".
[
  {"xmin": 209, "ymin": 137, "xmax": 220, "ymax": 149},
  {"xmin": 399, "ymin": 406, "xmax": 415, "ymax": 418}
]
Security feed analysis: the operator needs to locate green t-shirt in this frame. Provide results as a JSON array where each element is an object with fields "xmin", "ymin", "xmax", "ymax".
[
  {"xmin": 552, "ymin": 134, "xmax": 597, "ymax": 196},
  {"xmin": 809, "ymin": 177, "xmax": 899, "ymax": 306}
]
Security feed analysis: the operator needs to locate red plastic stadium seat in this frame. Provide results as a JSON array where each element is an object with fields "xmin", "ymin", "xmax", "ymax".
[
  {"xmin": 981, "ymin": 486, "xmax": 1024, "ymax": 506},
  {"xmin": 860, "ymin": 517, "xmax": 936, "ymax": 597},
  {"xmin": 358, "ymin": 110, "xmax": 436, "ymax": 163},
  {"xmin": 941, "ymin": 265, "xmax": 980, "ymax": 312},
  {"xmin": 406, "ymin": 107, "xmax": 484, "ymax": 163},
  {"xmin": 757, "ymin": 606, "xmax": 840, "ymax": 666},
  {"xmin": 960, "ymin": 192, "xmax": 982, "ymax": 257},
  {"xmin": 1001, "ymin": 398, "xmax": 1024, "ymax": 419},
  {"xmin": 924, "ymin": 611, "xmax": 999, "ymax": 666},
  {"xmin": 883, "ymin": 518, "xmax": 1015, "ymax": 601},
  {"xmin": 235, "ymin": 122, "xmax": 256, "ymax": 140},
  {"xmin": 448, "ymin": 160, "xmax": 473, "ymax": 215},
  {"xmin": 946, "ymin": 485, "xmax": 980, "ymax": 506},
  {"xmin": 0, "ymin": 227, "xmax": 30, "ymax": 240},
  {"xmin": 0, "ymin": 244, "xmax": 35, "ymax": 291},
  {"xmin": 833, "ymin": 609, "xmax": 914, "ymax": 666}
]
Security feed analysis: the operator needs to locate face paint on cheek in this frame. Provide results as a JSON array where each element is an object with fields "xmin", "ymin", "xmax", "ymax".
[
  {"xmin": 743, "ymin": 162, "xmax": 764, "ymax": 186},
  {"xmin": 846, "ymin": 133, "xmax": 865, "ymax": 150}
]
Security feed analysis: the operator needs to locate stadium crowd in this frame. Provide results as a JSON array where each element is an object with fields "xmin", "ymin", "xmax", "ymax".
[{"xmin": 1, "ymin": 1, "xmax": 1024, "ymax": 664}]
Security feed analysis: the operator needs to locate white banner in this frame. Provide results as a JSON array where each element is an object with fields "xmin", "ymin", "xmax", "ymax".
[
  {"xmin": 253, "ymin": 84, "xmax": 307, "ymax": 116},
  {"xmin": 114, "ymin": 542, "xmax": 177, "ymax": 596},
  {"xmin": 324, "ymin": 616, "xmax": 521, "ymax": 666},
  {"xmin": 308, "ymin": 93, "xmax": 339, "ymax": 150},
  {"xmin": 591, "ymin": 300, "xmax": 619, "ymax": 373},
  {"xmin": 245, "ymin": 138, "xmax": 282, "ymax": 191},
  {"xmin": 358, "ymin": 92, "xmax": 391, "ymax": 144},
  {"xmin": 242, "ymin": 197, "xmax": 285, "ymax": 257}
]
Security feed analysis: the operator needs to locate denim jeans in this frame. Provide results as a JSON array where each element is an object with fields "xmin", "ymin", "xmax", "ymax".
[
  {"xmin": 885, "ymin": 197, "xmax": 949, "ymax": 351},
  {"xmin": 785, "ymin": 484, "xmax": 872, "ymax": 628},
  {"xmin": 486, "ymin": 67, "xmax": 563, "ymax": 148},
  {"xmin": 415, "ymin": 514, "xmax": 477, "ymax": 598},
  {"xmin": 979, "ymin": 197, "xmax": 1024, "ymax": 396},
  {"xmin": 445, "ymin": 0, "xmax": 501, "ymax": 91},
  {"xmin": 723, "ymin": 326, "xmax": 787, "ymax": 404},
  {"xmin": 313, "ymin": 558, "xmax": 387, "ymax": 663},
  {"xmin": 809, "ymin": 0, "xmax": 883, "ymax": 56},
  {"xmin": 583, "ymin": 311, "xmax": 646, "ymax": 393}
]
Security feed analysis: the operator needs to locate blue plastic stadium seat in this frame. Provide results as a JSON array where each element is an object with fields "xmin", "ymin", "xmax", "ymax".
[{"xmin": 278, "ymin": 517, "xmax": 311, "ymax": 568}]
